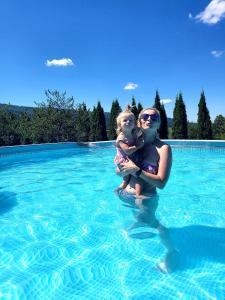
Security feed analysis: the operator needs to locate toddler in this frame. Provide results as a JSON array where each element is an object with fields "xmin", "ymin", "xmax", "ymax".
[{"xmin": 114, "ymin": 106, "xmax": 144, "ymax": 197}]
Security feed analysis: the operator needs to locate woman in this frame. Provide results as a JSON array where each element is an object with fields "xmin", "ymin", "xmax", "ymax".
[{"xmin": 118, "ymin": 107, "xmax": 179, "ymax": 273}]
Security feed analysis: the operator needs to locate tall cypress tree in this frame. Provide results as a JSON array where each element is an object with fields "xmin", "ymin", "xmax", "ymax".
[
  {"xmin": 197, "ymin": 91, "xmax": 212, "ymax": 139},
  {"xmin": 75, "ymin": 102, "xmax": 90, "ymax": 142},
  {"xmin": 108, "ymin": 99, "xmax": 121, "ymax": 140},
  {"xmin": 179, "ymin": 93, "xmax": 188, "ymax": 139},
  {"xmin": 172, "ymin": 93, "xmax": 188, "ymax": 139},
  {"xmin": 137, "ymin": 102, "xmax": 143, "ymax": 115},
  {"xmin": 89, "ymin": 106, "xmax": 97, "ymax": 141},
  {"xmin": 153, "ymin": 91, "xmax": 168, "ymax": 139},
  {"xmin": 90, "ymin": 101, "xmax": 108, "ymax": 141},
  {"xmin": 159, "ymin": 104, "xmax": 169, "ymax": 139},
  {"xmin": 154, "ymin": 90, "xmax": 161, "ymax": 111},
  {"xmin": 131, "ymin": 96, "xmax": 138, "ymax": 119}
]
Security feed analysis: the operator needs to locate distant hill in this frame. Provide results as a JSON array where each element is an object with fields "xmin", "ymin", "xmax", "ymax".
[
  {"xmin": 0, "ymin": 103, "xmax": 173, "ymax": 127},
  {"xmin": 0, "ymin": 103, "xmax": 34, "ymax": 115}
]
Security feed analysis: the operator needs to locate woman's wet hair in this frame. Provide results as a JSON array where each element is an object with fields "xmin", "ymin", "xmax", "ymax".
[
  {"xmin": 116, "ymin": 105, "xmax": 135, "ymax": 135},
  {"xmin": 137, "ymin": 107, "xmax": 161, "ymax": 127}
]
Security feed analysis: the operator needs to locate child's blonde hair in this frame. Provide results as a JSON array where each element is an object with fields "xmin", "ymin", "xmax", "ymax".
[{"xmin": 116, "ymin": 105, "xmax": 135, "ymax": 135}]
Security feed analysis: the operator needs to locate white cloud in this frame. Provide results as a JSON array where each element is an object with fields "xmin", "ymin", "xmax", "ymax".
[
  {"xmin": 188, "ymin": 13, "xmax": 193, "ymax": 19},
  {"xmin": 124, "ymin": 82, "xmax": 138, "ymax": 90},
  {"xmin": 195, "ymin": 0, "xmax": 225, "ymax": 24},
  {"xmin": 160, "ymin": 99, "xmax": 172, "ymax": 105},
  {"xmin": 211, "ymin": 50, "xmax": 224, "ymax": 57},
  {"xmin": 45, "ymin": 58, "xmax": 74, "ymax": 67}
]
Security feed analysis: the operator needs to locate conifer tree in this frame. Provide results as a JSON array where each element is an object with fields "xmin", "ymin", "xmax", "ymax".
[
  {"xmin": 154, "ymin": 90, "xmax": 161, "ymax": 111},
  {"xmin": 108, "ymin": 99, "xmax": 121, "ymax": 140},
  {"xmin": 131, "ymin": 97, "xmax": 138, "ymax": 119},
  {"xmin": 75, "ymin": 102, "xmax": 90, "ymax": 142},
  {"xmin": 153, "ymin": 91, "xmax": 168, "ymax": 139},
  {"xmin": 159, "ymin": 104, "xmax": 169, "ymax": 139},
  {"xmin": 197, "ymin": 91, "xmax": 212, "ymax": 139},
  {"xmin": 90, "ymin": 102, "xmax": 108, "ymax": 141},
  {"xmin": 172, "ymin": 93, "xmax": 188, "ymax": 139},
  {"xmin": 137, "ymin": 102, "xmax": 143, "ymax": 115},
  {"xmin": 89, "ymin": 106, "xmax": 97, "ymax": 141}
]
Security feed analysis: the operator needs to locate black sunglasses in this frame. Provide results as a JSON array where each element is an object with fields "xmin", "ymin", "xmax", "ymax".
[{"xmin": 141, "ymin": 113, "xmax": 159, "ymax": 121}]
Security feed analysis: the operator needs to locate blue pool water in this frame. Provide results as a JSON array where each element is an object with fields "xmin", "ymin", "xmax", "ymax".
[{"xmin": 0, "ymin": 144, "xmax": 225, "ymax": 299}]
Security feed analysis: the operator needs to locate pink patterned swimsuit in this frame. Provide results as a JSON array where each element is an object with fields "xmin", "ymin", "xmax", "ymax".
[{"xmin": 114, "ymin": 136, "xmax": 139, "ymax": 165}]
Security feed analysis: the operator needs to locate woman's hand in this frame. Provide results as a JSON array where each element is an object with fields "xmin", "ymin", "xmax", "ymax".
[{"xmin": 120, "ymin": 159, "xmax": 140, "ymax": 177}]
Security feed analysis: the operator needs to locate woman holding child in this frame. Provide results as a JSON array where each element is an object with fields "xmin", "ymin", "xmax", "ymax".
[{"xmin": 115, "ymin": 107, "xmax": 179, "ymax": 273}]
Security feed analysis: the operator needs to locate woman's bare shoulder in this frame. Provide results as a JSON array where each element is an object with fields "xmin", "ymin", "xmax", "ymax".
[
  {"xmin": 157, "ymin": 140, "xmax": 171, "ymax": 149},
  {"xmin": 156, "ymin": 140, "xmax": 171, "ymax": 152}
]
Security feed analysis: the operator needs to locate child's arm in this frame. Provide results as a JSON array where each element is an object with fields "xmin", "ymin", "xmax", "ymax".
[{"xmin": 118, "ymin": 139, "xmax": 144, "ymax": 155}]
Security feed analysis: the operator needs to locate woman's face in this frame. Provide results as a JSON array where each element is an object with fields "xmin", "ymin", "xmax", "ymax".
[{"xmin": 139, "ymin": 109, "xmax": 160, "ymax": 131}]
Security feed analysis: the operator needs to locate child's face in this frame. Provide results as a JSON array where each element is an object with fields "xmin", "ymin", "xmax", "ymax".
[{"xmin": 120, "ymin": 114, "xmax": 135, "ymax": 131}]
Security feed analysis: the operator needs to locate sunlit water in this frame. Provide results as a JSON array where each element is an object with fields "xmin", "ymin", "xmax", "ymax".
[{"xmin": 0, "ymin": 145, "xmax": 225, "ymax": 299}]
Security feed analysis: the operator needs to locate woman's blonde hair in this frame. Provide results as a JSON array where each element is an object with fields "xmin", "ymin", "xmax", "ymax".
[
  {"xmin": 116, "ymin": 105, "xmax": 135, "ymax": 135},
  {"xmin": 137, "ymin": 107, "xmax": 161, "ymax": 127}
]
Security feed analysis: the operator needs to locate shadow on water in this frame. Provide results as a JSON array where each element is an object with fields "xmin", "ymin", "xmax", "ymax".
[
  {"xmin": 0, "ymin": 191, "xmax": 17, "ymax": 215},
  {"xmin": 130, "ymin": 222, "xmax": 225, "ymax": 270},
  {"xmin": 170, "ymin": 225, "xmax": 225, "ymax": 269},
  {"xmin": 118, "ymin": 191, "xmax": 225, "ymax": 271}
]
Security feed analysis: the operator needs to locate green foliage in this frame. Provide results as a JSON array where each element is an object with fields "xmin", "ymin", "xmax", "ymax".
[
  {"xmin": 153, "ymin": 91, "xmax": 168, "ymax": 139},
  {"xmin": 0, "ymin": 106, "xmax": 20, "ymax": 146},
  {"xmin": 17, "ymin": 112, "xmax": 33, "ymax": 144},
  {"xmin": 197, "ymin": 91, "xmax": 212, "ymax": 139},
  {"xmin": 1, "ymin": 89, "xmax": 224, "ymax": 146},
  {"xmin": 31, "ymin": 90, "xmax": 76, "ymax": 143},
  {"xmin": 213, "ymin": 115, "xmax": 225, "ymax": 139},
  {"xmin": 154, "ymin": 91, "xmax": 161, "ymax": 111},
  {"xmin": 131, "ymin": 97, "xmax": 138, "ymax": 119},
  {"xmin": 137, "ymin": 102, "xmax": 143, "ymax": 115},
  {"xmin": 159, "ymin": 104, "xmax": 169, "ymax": 139},
  {"xmin": 108, "ymin": 99, "xmax": 121, "ymax": 140},
  {"xmin": 188, "ymin": 122, "xmax": 198, "ymax": 139},
  {"xmin": 172, "ymin": 93, "xmax": 188, "ymax": 139},
  {"xmin": 89, "ymin": 102, "xmax": 108, "ymax": 141},
  {"xmin": 35, "ymin": 90, "xmax": 74, "ymax": 109},
  {"xmin": 75, "ymin": 102, "xmax": 90, "ymax": 142},
  {"xmin": 89, "ymin": 106, "xmax": 97, "ymax": 141}
]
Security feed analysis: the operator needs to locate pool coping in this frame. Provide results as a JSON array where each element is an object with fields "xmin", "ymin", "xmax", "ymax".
[{"xmin": 0, "ymin": 139, "xmax": 225, "ymax": 156}]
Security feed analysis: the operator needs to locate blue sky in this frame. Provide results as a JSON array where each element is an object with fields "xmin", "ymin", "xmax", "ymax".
[{"xmin": 0, "ymin": 0, "xmax": 225, "ymax": 121}]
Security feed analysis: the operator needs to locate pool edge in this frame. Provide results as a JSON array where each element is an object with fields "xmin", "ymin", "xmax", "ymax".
[{"xmin": 0, "ymin": 139, "xmax": 225, "ymax": 156}]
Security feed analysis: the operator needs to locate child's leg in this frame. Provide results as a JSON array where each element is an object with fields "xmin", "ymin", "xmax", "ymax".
[
  {"xmin": 120, "ymin": 175, "xmax": 131, "ymax": 189},
  {"xmin": 135, "ymin": 178, "xmax": 143, "ymax": 196},
  {"xmin": 115, "ymin": 175, "xmax": 131, "ymax": 192}
]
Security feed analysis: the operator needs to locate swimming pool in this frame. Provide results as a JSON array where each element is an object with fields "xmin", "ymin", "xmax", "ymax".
[{"xmin": 0, "ymin": 142, "xmax": 225, "ymax": 299}]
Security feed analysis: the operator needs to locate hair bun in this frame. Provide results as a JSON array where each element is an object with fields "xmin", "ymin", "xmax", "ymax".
[{"xmin": 124, "ymin": 104, "xmax": 132, "ymax": 112}]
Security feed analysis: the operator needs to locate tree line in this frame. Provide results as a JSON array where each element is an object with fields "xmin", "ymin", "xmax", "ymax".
[{"xmin": 0, "ymin": 89, "xmax": 224, "ymax": 146}]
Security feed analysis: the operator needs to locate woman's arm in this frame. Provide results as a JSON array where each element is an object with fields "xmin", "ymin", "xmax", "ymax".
[{"xmin": 120, "ymin": 144, "xmax": 172, "ymax": 189}]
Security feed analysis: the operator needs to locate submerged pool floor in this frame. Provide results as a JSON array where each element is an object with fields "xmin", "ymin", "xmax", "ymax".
[{"xmin": 0, "ymin": 146, "xmax": 225, "ymax": 299}]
